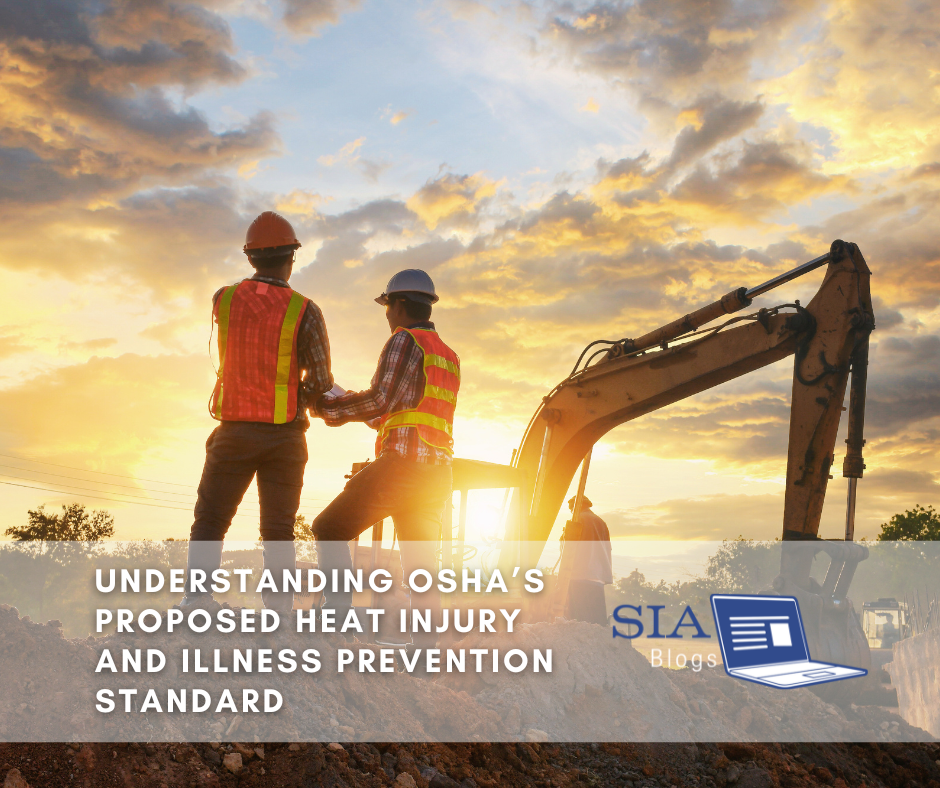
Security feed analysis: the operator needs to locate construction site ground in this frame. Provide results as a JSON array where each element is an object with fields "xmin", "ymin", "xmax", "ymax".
[
  {"xmin": 2, "ymin": 607, "xmax": 938, "ymax": 787},
  {"xmin": 5, "ymin": 738, "xmax": 940, "ymax": 788}
]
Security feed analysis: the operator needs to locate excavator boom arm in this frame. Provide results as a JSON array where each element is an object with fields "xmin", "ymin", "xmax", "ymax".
[{"xmin": 504, "ymin": 240, "xmax": 873, "ymax": 569}]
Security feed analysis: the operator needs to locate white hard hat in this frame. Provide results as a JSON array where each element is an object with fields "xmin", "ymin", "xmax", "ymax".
[{"xmin": 375, "ymin": 269, "xmax": 439, "ymax": 306}]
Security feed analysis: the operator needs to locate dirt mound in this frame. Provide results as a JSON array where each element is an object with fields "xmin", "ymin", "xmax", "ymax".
[
  {"xmin": 0, "ymin": 606, "xmax": 932, "ymax": 744},
  {"xmin": 0, "ymin": 605, "xmax": 500, "ymax": 743}
]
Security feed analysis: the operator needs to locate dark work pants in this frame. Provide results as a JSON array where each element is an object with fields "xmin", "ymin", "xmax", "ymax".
[
  {"xmin": 188, "ymin": 421, "xmax": 307, "ymax": 611},
  {"xmin": 312, "ymin": 452, "xmax": 452, "ymax": 647}
]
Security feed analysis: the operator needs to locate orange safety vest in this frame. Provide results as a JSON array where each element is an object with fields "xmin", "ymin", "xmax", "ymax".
[
  {"xmin": 375, "ymin": 327, "xmax": 460, "ymax": 457},
  {"xmin": 209, "ymin": 280, "xmax": 308, "ymax": 424}
]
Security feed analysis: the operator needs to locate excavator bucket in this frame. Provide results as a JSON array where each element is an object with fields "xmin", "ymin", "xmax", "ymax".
[{"xmin": 764, "ymin": 540, "xmax": 874, "ymax": 703}]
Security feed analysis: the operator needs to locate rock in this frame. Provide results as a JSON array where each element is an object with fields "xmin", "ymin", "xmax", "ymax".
[
  {"xmin": 209, "ymin": 742, "xmax": 220, "ymax": 751},
  {"xmin": 524, "ymin": 729, "xmax": 549, "ymax": 743},
  {"xmin": 205, "ymin": 750, "xmax": 221, "ymax": 766},
  {"xmin": 505, "ymin": 704, "xmax": 521, "ymax": 733},
  {"xmin": 76, "ymin": 745, "xmax": 96, "ymax": 771},
  {"xmin": 430, "ymin": 771, "xmax": 461, "ymax": 788},
  {"xmin": 4, "ymin": 768, "xmax": 30, "ymax": 788},
  {"xmin": 254, "ymin": 747, "xmax": 264, "ymax": 760},
  {"xmin": 395, "ymin": 775, "xmax": 418, "ymax": 788},
  {"xmin": 328, "ymin": 743, "xmax": 345, "ymax": 751},
  {"xmin": 721, "ymin": 743, "xmax": 756, "ymax": 761},
  {"xmin": 726, "ymin": 765, "xmax": 742, "ymax": 783},
  {"xmin": 234, "ymin": 743, "xmax": 256, "ymax": 761},
  {"xmin": 225, "ymin": 716, "xmax": 242, "ymax": 738},
  {"xmin": 338, "ymin": 725, "xmax": 355, "ymax": 737},
  {"xmin": 222, "ymin": 753, "xmax": 242, "ymax": 774},
  {"xmin": 736, "ymin": 768, "xmax": 774, "ymax": 788},
  {"xmin": 288, "ymin": 743, "xmax": 302, "ymax": 752}
]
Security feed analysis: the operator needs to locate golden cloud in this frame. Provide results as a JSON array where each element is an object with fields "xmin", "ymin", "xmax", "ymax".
[{"xmin": 406, "ymin": 172, "xmax": 500, "ymax": 230}]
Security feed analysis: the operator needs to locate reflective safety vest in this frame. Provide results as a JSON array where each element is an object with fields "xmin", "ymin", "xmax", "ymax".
[
  {"xmin": 375, "ymin": 328, "xmax": 460, "ymax": 457},
  {"xmin": 210, "ymin": 279, "xmax": 308, "ymax": 424}
]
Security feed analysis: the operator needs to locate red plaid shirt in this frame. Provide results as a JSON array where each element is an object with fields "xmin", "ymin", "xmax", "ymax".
[
  {"xmin": 319, "ymin": 322, "xmax": 452, "ymax": 465},
  {"xmin": 212, "ymin": 275, "xmax": 333, "ymax": 427}
]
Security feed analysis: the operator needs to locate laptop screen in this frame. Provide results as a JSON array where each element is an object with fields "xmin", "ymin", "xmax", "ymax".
[{"xmin": 711, "ymin": 595, "xmax": 810, "ymax": 670}]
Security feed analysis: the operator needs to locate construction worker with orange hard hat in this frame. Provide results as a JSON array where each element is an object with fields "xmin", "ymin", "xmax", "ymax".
[
  {"xmin": 311, "ymin": 269, "xmax": 459, "ymax": 650},
  {"xmin": 181, "ymin": 211, "xmax": 333, "ymax": 613}
]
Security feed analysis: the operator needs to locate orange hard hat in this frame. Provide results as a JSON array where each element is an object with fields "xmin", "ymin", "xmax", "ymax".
[{"xmin": 243, "ymin": 211, "xmax": 301, "ymax": 255}]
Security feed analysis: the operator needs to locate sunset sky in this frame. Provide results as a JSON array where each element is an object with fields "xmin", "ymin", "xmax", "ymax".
[{"xmin": 1, "ymin": 0, "xmax": 938, "ymax": 547}]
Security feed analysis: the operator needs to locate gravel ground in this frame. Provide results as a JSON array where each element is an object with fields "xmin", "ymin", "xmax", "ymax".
[{"xmin": 3, "ymin": 739, "xmax": 940, "ymax": 788}]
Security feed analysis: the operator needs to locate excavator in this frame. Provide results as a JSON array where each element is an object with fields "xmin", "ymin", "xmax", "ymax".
[
  {"xmin": 349, "ymin": 239, "xmax": 875, "ymax": 688},
  {"xmin": 475, "ymin": 238, "xmax": 875, "ymax": 682}
]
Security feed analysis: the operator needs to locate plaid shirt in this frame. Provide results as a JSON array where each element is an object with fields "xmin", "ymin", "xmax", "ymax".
[
  {"xmin": 319, "ymin": 322, "xmax": 452, "ymax": 465},
  {"xmin": 212, "ymin": 275, "xmax": 333, "ymax": 427}
]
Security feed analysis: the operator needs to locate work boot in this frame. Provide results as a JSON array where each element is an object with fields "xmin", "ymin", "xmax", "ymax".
[
  {"xmin": 173, "ymin": 593, "xmax": 222, "ymax": 613},
  {"xmin": 182, "ymin": 540, "xmax": 224, "ymax": 599}
]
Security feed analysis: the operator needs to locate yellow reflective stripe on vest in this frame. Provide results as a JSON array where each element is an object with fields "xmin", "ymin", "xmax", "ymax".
[
  {"xmin": 213, "ymin": 284, "xmax": 239, "ymax": 418},
  {"xmin": 382, "ymin": 410, "xmax": 454, "ymax": 436},
  {"xmin": 425, "ymin": 353, "xmax": 460, "ymax": 377},
  {"xmin": 272, "ymin": 292, "xmax": 306, "ymax": 424},
  {"xmin": 424, "ymin": 384, "xmax": 457, "ymax": 405}
]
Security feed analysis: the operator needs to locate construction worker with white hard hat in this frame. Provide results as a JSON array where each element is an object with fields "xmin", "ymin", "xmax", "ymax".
[
  {"xmin": 311, "ymin": 268, "xmax": 459, "ymax": 651},
  {"xmin": 562, "ymin": 495, "xmax": 613, "ymax": 625},
  {"xmin": 182, "ymin": 211, "xmax": 333, "ymax": 613}
]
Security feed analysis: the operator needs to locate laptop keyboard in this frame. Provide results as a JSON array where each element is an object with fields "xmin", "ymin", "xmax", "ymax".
[{"xmin": 734, "ymin": 661, "xmax": 832, "ymax": 678}]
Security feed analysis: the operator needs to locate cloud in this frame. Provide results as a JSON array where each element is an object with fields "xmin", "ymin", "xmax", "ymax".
[
  {"xmin": 0, "ymin": 352, "xmax": 210, "ymax": 471},
  {"xmin": 544, "ymin": 0, "xmax": 819, "ymax": 107},
  {"xmin": 60, "ymin": 337, "xmax": 118, "ymax": 352},
  {"xmin": 0, "ymin": 183, "xmax": 248, "ymax": 296},
  {"xmin": 406, "ymin": 172, "xmax": 500, "ymax": 230},
  {"xmin": 0, "ymin": 0, "xmax": 276, "ymax": 207},
  {"xmin": 0, "ymin": 329, "xmax": 31, "ymax": 360},
  {"xmin": 382, "ymin": 107, "xmax": 412, "ymax": 126},
  {"xmin": 317, "ymin": 137, "xmax": 365, "ymax": 167},
  {"xmin": 358, "ymin": 158, "xmax": 391, "ymax": 183},
  {"xmin": 598, "ymin": 470, "xmax": 939, "ymax": 541},
  {"xmin": 281, "ymin": 0, "xmax": 362, "ymax": 37},
  {"xmin": 275, "ymin": 189, "xmax": 326, "ymax": 216},
  {"xmin": 668, "ymin": 139, "xmax": 841, "ymax": 220},
  {"xmin": 579, "ymin": 97, "xmax": 600, "ymax": 113},
  {"xmin": 664, "ymin": 98, "xmax": 763, "ymax": 172},
  {"xmin": 601, "ymin": 493, "xmax": 786, "ymax": 541},
  {"xmin": 773, "ymin": 0, "xmax": 940, "ymax": 173}
]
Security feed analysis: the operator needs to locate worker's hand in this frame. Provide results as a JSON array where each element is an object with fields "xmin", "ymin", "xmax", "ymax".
[
  {"xmin": 308, "ymin": 393, "xmax": 335, "ymax": 418},
  {"xmin": 365, "ymin": 416, "xmax": 381, "ymax": 430}
]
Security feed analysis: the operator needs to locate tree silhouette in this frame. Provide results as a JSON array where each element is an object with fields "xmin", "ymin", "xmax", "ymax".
[
  {"xmin": 4, "ymin": 503, "xmax": 114, "ymax": 620},
  {"xmin": 293, "ymin": 513, "xmax": 315, "ymax": 542},
  {"xmin": 5, "ymin": 503, "xmax": 115, "ymax": 544},
  {"xmin": 877, "ymin": 505, "xmax": 940, "ymax": 542}
]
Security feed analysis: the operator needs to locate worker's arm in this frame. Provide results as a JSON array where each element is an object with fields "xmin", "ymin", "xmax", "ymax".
[
  {"xmin": 297, "ymin": 300, "xmax": 334, "ymax": 398},
  {"xmin": 318, "ymin": 331, "xmax": 421, "ymax": 426}
]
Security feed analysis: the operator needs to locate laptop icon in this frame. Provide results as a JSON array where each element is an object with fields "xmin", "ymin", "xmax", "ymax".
[{"xmin": 711, "ymin": 594, "xmax": 867, "ymax": 688}]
